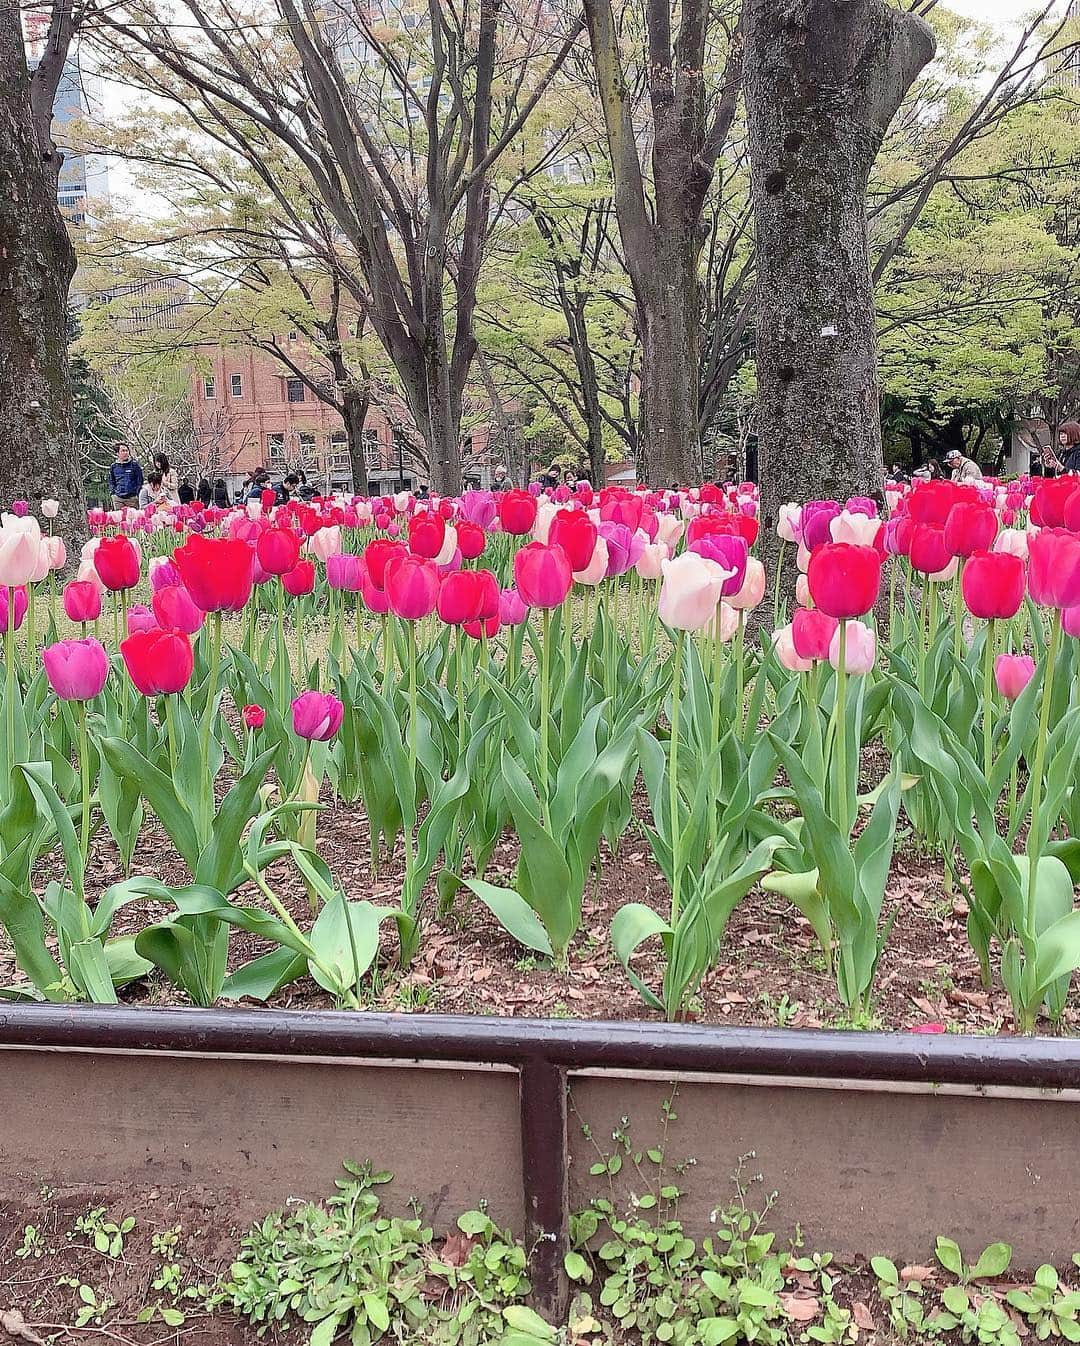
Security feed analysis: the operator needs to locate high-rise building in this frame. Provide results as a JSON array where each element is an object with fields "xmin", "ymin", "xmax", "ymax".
[{"xmin": 22, "ymin": 11, "xmax": 110, "ymax": 226}]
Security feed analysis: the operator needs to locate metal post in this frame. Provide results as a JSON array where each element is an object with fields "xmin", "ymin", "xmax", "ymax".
[{"xmin": 519, "ymin": 1057, "xmax": 569, "ymax": 1322}]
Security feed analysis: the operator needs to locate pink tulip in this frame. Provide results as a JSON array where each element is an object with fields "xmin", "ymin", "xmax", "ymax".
[
  {"xmin": 514, "ymin": 543, "xmax": 573, "ymax": 609},
  {"xmin": 828, "ymin": 621, "xmax": 876, "ymax": 674},
  {"xmin": 792, "ymin": 607, "xmax": 839, "ymax": 662},
  {"xmin": 635, "ymin": 542, "xmax": 669, "ymax": 580},
  {"xmin": 126, "ymin": 604, "xmax": 158, "ymax": 636},
  {"xmin": 658, "ymin": 553, "xmax": 724, "ymax": 632},
  {"xmin": 63, "ymin": 580, "xmax": 102, "ymax": 623},
  {"xmin": 573, "ymin": 537, "xmax": 609, "ymax": 586},
  {"xmin": 0, "ymin": 586, "xmax": 28, "ymax": 633},
  {"xmin": 994, "ymin": 653, "xmax": 1036, "ymax": 701},
  {"xmin": 992, "ymin": 528, "xmax": 1028, "ymax": 561},
  {"xmin": 42, "ymin": 638, "xmax": 109, "ymax": 700},
  {"xmin": 1064, "ymin": 606, "xmax": 1080, "ymax": 639},
  {"xmin": 773, "ymin": 623, "xmax": 814, "ymax": 672},
  {"xmin": 499, "ymin": 587, "xmax": 528, "ymax": 626},
  {"xmin": 152, "ymin": 584, "xmax": 206, "ymax": 634},
  {"xmin": 655, "ymin": 514, "xmax": 685, "ymax": 549},
  {"xmin": 0, "ymin": 517, "xmax": 41, "ymax": 587},
  {"xmin": 384, "ymin": 554, "xmax": 439, "ymax": 620},
  {"xmin": 795, "ymin": 573, "xmax": 810, "ymax": 607},
  {"xmin": 43, "ymin": 535, "xmax": 66, "ymax": 570},
  {"xmin": 291, "ymin": 690, "xmax": 344, "ymax": 741},
  {"xmin": 830, "ymin": 510, "xmax": 880, "ymax": 548},
  {"xmin": 309, "ymin": 526, "xmax": 342, "ymax": 562},
  {"xmin": 326, "ymin": 553, "xmax": 363, "ymax": 592},
  {"xmin": 777, "ymin": 503, "xmax": 802, "ymax": 544},
  {"xmin": 29, "ymin": 540, "xmax": 51, "ymax": 584}
]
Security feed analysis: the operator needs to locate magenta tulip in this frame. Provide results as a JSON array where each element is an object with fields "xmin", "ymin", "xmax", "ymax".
[
  {"xmin": 42, "ymin": 639, "xmax": 109, "ymax": 701},
  {"xmin": 291, "ymin": 690, "xmax": 344, "ymax": 741}
]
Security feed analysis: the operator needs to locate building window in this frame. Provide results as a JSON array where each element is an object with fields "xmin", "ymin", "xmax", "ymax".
[
  {"xmin": 286, "ymin": 378, "xmax": 306, "ymax": 403},
  {"xmin": 266, "ymin": 433, "xmax": 285, "ymax": 465},
  {"xmin": 298, "ymin": 432, "xmax": 316, "ymax": 465},
  {"xmin": 203, "ymin": 377, "xmax": 215, "ymax": 399},
  {"xmin": 287, "ymin": 330, "xmax": 298, "ymax": 341},
  {"xmin": 363, "ymin": 429, "xmax": 381, "ymax": 470},
  {"xmin": 330, "ymin": 431, "xmax": 351, "ymax": 473},
  {"xmin": 230, "ymin": 373, "xmax": 243, "ymax": 398}
]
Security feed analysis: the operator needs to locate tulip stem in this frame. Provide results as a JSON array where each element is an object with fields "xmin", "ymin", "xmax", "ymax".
[
  {"xmin": 78, "ymin": 701, "xmax": 91, "ymax": 868},
  {"xmin": 735, "ymin": 610, "xmax": 746, "ymax": 736},
  {"xmin": 669, "ymin": 630, "xmax": 685, "ymax": 925},
  {"xmin": 982, "ymin": 619, "xmax": 995, "ymax": 782},
  {"xmin": 200, "ymin": 612, "xmax": 222, "ymax": 833},
  {"xmin": 1025, "ymin": 613, "xmax": 1061, "ymax": 942},
  {"xmin": 4, "ymin": 587, "xmax": 13, "ymax": 773},
  {"xmin": 772, "ymin": 539, "xmax": 785, "ymax": 630},
  {"xmin": 834, "ymin": 621, "xmax": 849, "ymax": 830},
  {"xmin": 405, "ymin": 618, "xmax": 418, "ymax": 900},
  {"xmin": 455, "ymin": 627, "xmax": 466, "ymax": 753},
  {"xmin": 540, "ymin": 608, "xmax": 551, "ymax": 818},
  {"xmin": 952, "ymin": 562, "xmax": 965, "ymax": 673},
  {"xmin": 165, "ymin": 692, "xmax": 179, "ymax": 778}
]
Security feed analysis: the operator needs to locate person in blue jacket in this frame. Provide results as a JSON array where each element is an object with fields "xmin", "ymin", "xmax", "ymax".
[{"xmin": 108, "ymin": 445, "xmax": 144, "ymax": 509}]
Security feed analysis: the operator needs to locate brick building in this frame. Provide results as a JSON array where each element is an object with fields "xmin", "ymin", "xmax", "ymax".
[{"xmin": 189, "ymin": 343, "xmax": 425, "ymax": 499}]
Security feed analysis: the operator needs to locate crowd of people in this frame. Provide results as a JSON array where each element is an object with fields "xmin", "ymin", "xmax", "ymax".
[{"xmin": 105, "ymin": 448, "xmax": 326, "ymax": 512}]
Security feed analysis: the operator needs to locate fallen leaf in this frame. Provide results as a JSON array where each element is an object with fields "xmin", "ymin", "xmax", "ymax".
[
  {"xmin": 780, "ymin": 1294, "xmax": 820, "ymax": 1322},
  {"xmin": 901, "ymin": 1265, "xmax": 936, "ymax": 1283},
  {"xmin": 0, "ymin": 1310, "xmax": 46, "ymax": 1344},
  {"xmin": 438, "ymin": 1231, "xmax": 477, "ymax": 1268},
  {"xmin": 853, "ymin": 1302, "xmax": 876, "ymax": 1331}
]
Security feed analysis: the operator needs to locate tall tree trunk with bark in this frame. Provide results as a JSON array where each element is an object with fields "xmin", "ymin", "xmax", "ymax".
[
  {"xmin": 0, "ymin": 3, "xmax": 83, "ymax": 540},
  {"xmin": 638, "ymin": 229, "xmax": 702, "ymax": 487},
  {"xmin": 744, "ymin": 0, "xmax": 935, "ymax": 523},
  {"xmin": 341, "ymin": 383, "xmax": 370, "ymax": 497}
]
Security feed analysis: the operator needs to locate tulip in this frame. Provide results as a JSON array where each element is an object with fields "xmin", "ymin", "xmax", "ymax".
[
  {"xmin": 242, "ymin": 704, "xmax": 266, "ymax": 729},
  {"xmin": 792, "ymin": 607, "xmax": 839, "ymax": 662},
  {"xmin": 42, "ymin": 638, "xmax": 109, "ymax": 701},
  {"xmin": 514, "ymin": 542, "xmax": 573, "ymax": 609},
  {"xmin": 308, "ymin": 526, "xmax": 342, "ymax": 563},
  {"xmin": 438, "ymin": 569, "xmax": 499, "ymax": 625},
  {"xmin": 408, "ymin": 511, "xmax": 446, "ymax": 559},
  {"xmin": 41, "ymin": 499, "xmax": 60, "ymax": 520},
  {"xmin": 908, "ymin": 523, "xmax": 951, "ymax": 576},
  {"xmin": 10, "ymin": 501, "xmax": 27, "ymax": 518},
  {"xmin": 1028, "ymin": 529, "xmax": 1080, "ymax": 610},
  {"xmin": 0, "ymin": 586, "xmax": 28, "ymax": 633},
  {"xmin": 691, "ymin": 533, "xmax": 748, "ymax": 597},
  {"xmin": 1031, "ymin": 477, "xmax": 1080, "ymax": 529},
  {"xmin": 549, "ymin": 509, "xmax": 598, "ymax": 572},
  {"xmin": 830, "ymin": 510, "xmax": 880, "ymax": 548},
  {"xmin": 828, "ymin": 621, "xmax": 877, "ymax": 675},
  {"xmin": 497, "ymin": 489, "xmax": 538, "ymax": 535},
  {"xmin": 1065, "ymin": 606, "xmax": 1080, "ymax": 639},
  {"xmin": 120, "ymin": 628, "xmax": 195, "ymax": 695},
  {"xmin": 635, "ymin": 542, "xmax": 669, "ymax": 580},
  {"xmin": 291, "ymin": 690, "xmax": 344, "ymax": 741},
  {"xmin": 598, "ymin": 522, "xmax": 637, "ymax": 578},
  {"xmin": 658, "ymin": 553, "xmax": 725, "ymax": 632},
  {"xmin": 93, "ymin": 536, "xmax": 141, "ymax": 591},
  {"xmin": 173, "ymin": 535, "xmax": 255, "ymax": 613},
  {"xmin": 776, "ymin": 503, "xmax": 802, "ymax": 544},
  {"xmin": 63, "ymin": 580, "xmax": 102, "ymax": 625},
  {"xmin": 126, "ymin": 604, "xmax": 158, "ymax": 636},
  {"xmin": 282, "ymin": 559, "xmax": 316, "ymax": 597},
  {"xmin": 499, "ymin": 587, "xmax": 528, "ymax": 626},
  {"xmin": 726, "ymin": 556, "xmax": 766, "ymax": 611},
  {"xmin": 363, "ymin": 539, "xmax": 406, "ymax": 590},
  {"xmin": 806, "ymin": 543, "xmax": 881, "ymax": 618},
  {"xmin": 962, "ymin": 551, "xmax": 1025, "ymax": 621},
  {"xmin": 455, "ymin": 520, "xmax": 486, "ymax": 560},
  {"xmin": 152, "ymin": 584, "xmax": 205, "ymax": 634},
  {"xmin": 909, "ymin": 480, "xmax": 963, "ymax": 526},
  {"xmin": 463, "ymin": 614, "xmax": 500, "ymax": 640},
  {"xmin": 573, "ymin": 537, "xmax": 609, "ymax": 585},
  {"xmin": 256, "ymin": 526, "xmax": 302, "ymax": 577},
  {"xmin": 460, "ymin": 490, "xmax": 497, "ymax": 529},
  {"xmin": 532, "ymin": 498, "xmax": 557, "ymax": 544},
  {"xmin": 774, "ymin": 622, "xmax": 814, "ymax": 672},
  {"xmin": 798, "ymin": 500, "xmax": 842, "ymax": 551},
  {"xmin": 994, "ymin": 653, "xmax": 1036, "ymax": 702},
  {"xmin": 992, "ymin": 528, "xmax": 1028, "ymax": 561},
  {"xmin": 384, "ymin": 554, "xmax": 439, "ymax": 620},
  {"xmin": 433, "ymin": 525, "xmax": 459, "ymax": 568},
  {"xmin": 326, "ymin": 553, "xmax": 363, "ymax": 592},
  {"xmin": 943, "ymin": 501, "xmax": 997, "ymax": 558}
]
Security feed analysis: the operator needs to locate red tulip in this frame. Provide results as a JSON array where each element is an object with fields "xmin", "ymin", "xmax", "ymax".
[
  {"xmin": 174, "ymin": 535, "xmax": 255, "ymax": 613},
  {"xmin": 93, "ymin": 536, "xmax": 140, "ymax": 591},
  {"xmin": 908, "ymin": 480, "xmax": 964, "ymax": 526},
  {"xmin": 806, "ymin": 543, "xmax": 881, "ymax": 619},
  {"xmin": 242, "ymin": 704, "xmax": 266, "ymax": 729},
  {"xmin": 260, "ymin": 488, "xmax": 277, "ymax": 510},
  {"xmin": 63, "ymin": 580, "xmax": 102, "ymax": 624},
  {"xmin": 513, "ymin": 542, "xmax": 573, "ymax": 609},
  {"xmin": 1028, "ymin": 528, "xmax": 1080, "ymax": 609},
  {"xmin": 498, "ymin": 489, "xmax": 538, "ymax": 535},
  {"xmin": 961, "ymin": 551, "xmax": 1025, "ymax": 620},
  {"xmin": 1031, "ymin": 477, "xmax": 1080, "ymax": 529},
  {"xmin": 363, "ymin": 539, "xmax": 406, "ymax": 590},
  {"xmin": 943, "ymin": 502, "xmax": 997, "ymax": 558},
  {"xmin": 548, "ymin": 509, "xmax": 598, "ymax": 572},
  {"xmin": 120, "ymin": 628, "xmax": 194, "ymax": 695},
  {"xmin": 791, "ymin": 607, "xmax": 839, "ymax": 662},
  {"xmin": 282, "ymin": 559, "xmax": 316, "ymax": 597},
  {"xmin": 408, "ymin": 511, "xmax": 445, "ymax": 559},
  {"xmin": 908, "ymin": 523, "xmax": 951, "ymax": 576},
  {"xmin": 455, "ymin": 521, "xmax": 486, "ymax": 560},
  {"xmin": 600, "ymin": 491, "xmax": 643, "ymax": 532},
  {"xmin": 384, "ymin": 553, "xmax": 439, "ymax": 619},
  {"xmin": 437, "ymin": 568, "xmax": 500, "ymax": 625},
  {"xmin": 151, "ymin": 584, "xmax": 205, "ymax": 634},
  {"xmin": 463, "ymin": 614, "xmax": 500, "ymax": 640},
  {"xmin": 256, "ymin": 526, "xmax": 301, "ymax": 577}
]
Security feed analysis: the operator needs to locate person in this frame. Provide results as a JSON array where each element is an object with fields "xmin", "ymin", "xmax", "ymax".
[
  {"xmin": 108, "ymin": 445, "xmax": 144, "ymax": 510},
  {"xmin": 178, "ymin": 478, "xmax": 196, "ymax": 505},
  {"xmin": 296, "ymin": 470, "xmax": 317, "ymax": 501},
  {"xmin": 1042, "ymin": 422, "xmax": 1080, "ymax": 475},
  {"xmin": 887, "ymin": 462, "xmax": 908, "ymax": 484},
  {"xmin": 944, "ymin": 448, "xmax": 982, "ymax": 483},
  {"xmin": 539, "ymin": 461, "xmax": 560, "ymax": 489},
  {"xmin": 212, "ymin": 478, "xmax": 230, "ymax": 508},
  {"xmin": 153, "ymin": 452, "xmax": 180, "ymax": 503},
  {"xmin": 196, "ymin": 478, "xmax": 212, "ymax": 507},
  {"xmin": 279, "ymin": 473, "xmax": 300, "ymax": 504},
  {"xmin": 491, "ymin": 464, "xmax": 508, "ymax": 491},
  {"xmin": 138, "ymin": 471, "xmax": 169, "ymax": 509}
]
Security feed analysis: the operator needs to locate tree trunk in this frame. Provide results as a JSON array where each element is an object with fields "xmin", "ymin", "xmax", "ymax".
[
  {"xmin": 744, "ymin": 0, "xmax": 935, "ymax": 526},
  {"xmin": 342, "ymin": 383, "xmax": 370, "ymax": 497},
  {"xmin": 0, "ymin": 6, "xmax": 83, "ymax": 542},
  {"xmin": 638, "ymin": 239, "xmax": 701, "ymax": 488}
]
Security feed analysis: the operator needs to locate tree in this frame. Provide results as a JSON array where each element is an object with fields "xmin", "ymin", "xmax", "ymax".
[
  {"xmin": 581, "ymin": 0, "xmax": 742, "ymax": 487},
  {"xmin": 0, "ymin": 0, "xmax": 85, "ymax": 536},
  {"xmin": 744, "ymin": 0, "xmax": 936, "ymax": 523},
  {"xmin": 97, "ymin": 0, "xmax": 581, "ymax": 494}
]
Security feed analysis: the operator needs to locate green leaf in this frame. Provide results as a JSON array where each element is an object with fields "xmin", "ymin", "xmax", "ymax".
[
  {"xmin": 935, "ymin": 1237, "xmax": 964, "ymax": 1278},
  {"xmin": 871, "ymin": 1257, "xmax": 899, "ymax": 1286},
  {"xmin": 501, "ymin": 1305, "xmax": 557, "ymax": 1340},
  {"xmin": 564, "ymin": 1251, "xmax": 591, "ymax": 1283},
  {"xmin": 99, "ymin": 737, "xmax": 200, "ymax": 868},
  {"xmin": 610, "ymin": 902, "xmax": 669, "ymax": 1013},
  {"xmin": 699, "ymin": 1318, "xmax": 740, "ymax": 1345},
  {"xmin": 970, "ymin": 1242, "xmax": 1012, "ymax": 1281},
  {"xmin": 464, "ymin": 879, "xmax": 555, "ymax": 958}
]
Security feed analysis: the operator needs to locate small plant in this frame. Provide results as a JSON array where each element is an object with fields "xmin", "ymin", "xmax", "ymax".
[
  {"xmin": 72, "ymin": 1207, "xmax": 135, "ymax": 1258},
  {"xmin": 57, "ymin": 1277, "xmax": 115, "ymax": 1328},
  {"xmin": 1007, "ymin": 1266, "xmax": 1080, "ymax": 1341},
  {"xmin": 935, "ymin": 1237, "xmax": 1013, "ymax": 1286},
  {"xmin": 224, "ymin": 1160, "xmax": 531, "ymax": 1345},
  {"xmin": 872, "ymin": 1257, "xmax": 930, "ymax": 1338},
  {"xmin": 15, "ymin": 1225, "xmax": 45, "ymax": 1260}
]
